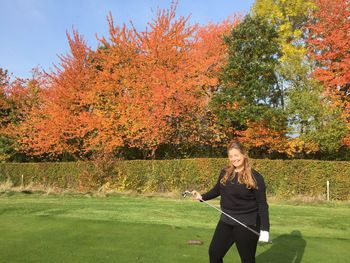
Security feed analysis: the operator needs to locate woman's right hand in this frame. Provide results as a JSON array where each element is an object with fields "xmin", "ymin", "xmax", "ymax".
[{"xmin": 191, "ymin": 190, "xmax": 203, "ymax": 201}]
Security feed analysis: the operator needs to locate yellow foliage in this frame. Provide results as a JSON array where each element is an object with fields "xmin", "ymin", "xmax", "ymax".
[
  {"xmin": 252, "ymin": 0, "xmax": 316, "ymax": 65},
  {"xmin": 285, "ymin": 138, "xmax": 320, "ymax": 157}
]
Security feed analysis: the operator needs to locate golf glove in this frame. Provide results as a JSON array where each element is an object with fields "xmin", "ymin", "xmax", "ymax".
[{"xmin": 258, "ymin": 230, "xmax": 269, "ymax": 242}]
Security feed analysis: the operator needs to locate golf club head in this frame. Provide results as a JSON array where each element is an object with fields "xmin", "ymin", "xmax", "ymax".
[
  {"xmin": 182, "ymin": 190, "xmax": 192, "ymax": 198},
  {"xmin": 182, "ymin": 192, "xmax": 187, "ymax": 198}
]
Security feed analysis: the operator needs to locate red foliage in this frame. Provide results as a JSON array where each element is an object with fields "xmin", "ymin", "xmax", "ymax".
[{"xmin": 307, "ymin": 0, "xmax": 350, "ymax": 145}]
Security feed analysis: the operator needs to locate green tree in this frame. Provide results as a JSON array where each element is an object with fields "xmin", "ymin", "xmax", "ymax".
[
  {"xmin": 287, "ymin": 80, "xmax": 348, "ymax": 155},
  {"xmin": 0, "ymin": 68, "xmax": 12, "ymax": 162},
  {"xmin": 211, "ymin": 15, "xmax": 285, "ymax": 132}
]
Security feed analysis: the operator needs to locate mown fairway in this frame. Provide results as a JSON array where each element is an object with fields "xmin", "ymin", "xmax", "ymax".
[{"xmin": 0, "ymin": 192, "xmax": 349, "ymax": 262}]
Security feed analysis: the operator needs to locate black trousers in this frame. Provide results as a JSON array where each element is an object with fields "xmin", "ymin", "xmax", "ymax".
[{"xmin": 209, "ymin": 220, "xmax": 259, "ymax": 263}]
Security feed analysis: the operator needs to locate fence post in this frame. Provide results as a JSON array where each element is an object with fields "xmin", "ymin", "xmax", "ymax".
[{"xmin": 326, "ymin": 180, "xmax": 330, "ymax": 201}]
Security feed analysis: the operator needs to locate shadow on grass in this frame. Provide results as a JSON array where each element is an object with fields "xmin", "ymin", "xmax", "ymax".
[{"xmin": 257, "ymin": 230, "xmax": 306, "ymax": 263}]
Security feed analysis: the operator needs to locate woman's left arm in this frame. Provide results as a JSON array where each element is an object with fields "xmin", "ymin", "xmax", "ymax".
[{"xmin": 253, "ymin": 171, "xmax": 270, "ymax": 241}]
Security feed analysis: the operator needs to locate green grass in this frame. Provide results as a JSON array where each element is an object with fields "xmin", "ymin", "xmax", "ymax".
[{"xmin": 0, "ymin": 192, "xmax": 349, "ymax": 262}]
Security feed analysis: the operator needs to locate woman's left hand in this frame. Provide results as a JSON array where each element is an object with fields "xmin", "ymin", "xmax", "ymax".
[{"xmin": 258, "ymin": 231, "xmax": 269, "ymax": 242}]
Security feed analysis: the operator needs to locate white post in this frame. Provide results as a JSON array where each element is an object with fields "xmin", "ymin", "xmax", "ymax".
[
  {"xmin": 21, "ymin": 174, "xmax": 24, "ymax": 188},
  {"xmin": 326, "ymin": 180, "xmax": 330, "ymax": 201}
]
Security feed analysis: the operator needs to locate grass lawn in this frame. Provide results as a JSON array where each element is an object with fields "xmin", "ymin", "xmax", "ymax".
[{"xmin": 0, "ymin": 192, "xmax": 349, "ymax": 262}]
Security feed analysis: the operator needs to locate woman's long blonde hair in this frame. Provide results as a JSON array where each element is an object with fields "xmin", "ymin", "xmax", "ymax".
[{"xmin": 220, "ymin": 140, "xmax": 257, "ymax": 189}]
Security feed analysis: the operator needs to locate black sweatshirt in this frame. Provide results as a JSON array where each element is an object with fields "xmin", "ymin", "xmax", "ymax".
[{"xmin": 201, "ymin": 168, "xmax": 270, "ymax": 231}]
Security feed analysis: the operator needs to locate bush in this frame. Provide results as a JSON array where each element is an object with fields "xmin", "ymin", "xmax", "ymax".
[{"xmin": 0, "ymin": 158, "xmax": 349, "ymax": 199}]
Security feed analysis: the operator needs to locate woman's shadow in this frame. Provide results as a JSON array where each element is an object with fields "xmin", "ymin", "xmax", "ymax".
[{"xmin": 256, "ymin": 230, "xmax": 306, "ymax": 263}]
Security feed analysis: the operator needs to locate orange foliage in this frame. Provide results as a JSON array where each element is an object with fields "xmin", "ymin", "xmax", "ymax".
[
  {"xmin": 191, "ymin": 15, "xmax": 241, "ymax": 102},
  {"xmin": 236, "ymin": 121, "xmax": 287, "ymax": 153},
  {"xmin": 17, "ymin": 31, "xmax": 98, "ymax": 158},
  {"xmin": 14, "ymin": 3, "xmax": 240, "ymax": 159},
  {"xmin": 1, "ymin": 68, "xmax": 42, "ymax": 134},
  {"xmin": 307, "ymin": 0, "xmax": 350, "ymax": 146},
  {"xmin": 88, "ymin": 3, "xmax": 239, "ymax": 157}
]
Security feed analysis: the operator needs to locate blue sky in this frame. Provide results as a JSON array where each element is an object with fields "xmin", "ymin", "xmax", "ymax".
[{"xmin": 0, "ymin": 0, "xmax": 254, "ymax": 79}]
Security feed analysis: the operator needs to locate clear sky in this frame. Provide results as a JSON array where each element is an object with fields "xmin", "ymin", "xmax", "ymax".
[{"xmin": 0, "ymin": 0, "xmax": 255, "ymax": 79}]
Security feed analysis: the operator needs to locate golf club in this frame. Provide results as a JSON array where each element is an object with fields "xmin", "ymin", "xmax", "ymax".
[{"xmin": 182, "ymin": 190, "xmax": 272, "ymax": 244}]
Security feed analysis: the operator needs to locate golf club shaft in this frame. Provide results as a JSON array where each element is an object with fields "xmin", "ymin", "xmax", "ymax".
[
  {"xmin": 183, "ymin": 191, "xmax": 259, "ymax": 236},
  {"xmin": 200, "ymin": 199, "xmax": 260, "ymax": 236}
]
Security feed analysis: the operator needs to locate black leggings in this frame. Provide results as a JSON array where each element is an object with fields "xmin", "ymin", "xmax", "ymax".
[{"xmin": 209, "ymin": 220, "xmax": 259, "ymax": 263}]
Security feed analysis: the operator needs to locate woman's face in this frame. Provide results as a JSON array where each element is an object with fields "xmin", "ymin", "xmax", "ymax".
[{"xmin": 228, "ymin": 148, "xmax": 245, "ymax": 168}]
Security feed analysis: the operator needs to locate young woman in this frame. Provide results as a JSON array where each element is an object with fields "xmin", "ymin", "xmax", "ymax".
[{"xmin": 191, "ymin": 140, "xmax": 270, "ymax": 263}]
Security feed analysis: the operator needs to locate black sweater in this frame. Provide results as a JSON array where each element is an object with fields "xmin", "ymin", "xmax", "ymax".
[{"xmin": 201, "ymin": 168, "xmax": 270, "ymax": 231}]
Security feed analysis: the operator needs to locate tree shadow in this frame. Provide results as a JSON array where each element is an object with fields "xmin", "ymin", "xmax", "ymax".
[{"xmin": 256, "ymin": 230, "xmax": 306, "ymax": 263}]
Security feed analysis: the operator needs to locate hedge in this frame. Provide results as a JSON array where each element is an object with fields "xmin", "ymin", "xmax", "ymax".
[{"xmin": 0, "ymin": 158, "xmax": 349, "ymax": 200}]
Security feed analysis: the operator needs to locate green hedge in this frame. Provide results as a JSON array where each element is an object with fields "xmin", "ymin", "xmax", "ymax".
[{"xmin": 0, "ymin": 158, "xmax": 349, "ymax": 200}]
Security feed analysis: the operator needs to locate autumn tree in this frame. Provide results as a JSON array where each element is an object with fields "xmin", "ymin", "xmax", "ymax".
[
  {"xmin": 7, "ymin": 3, "xmax": 243, "ymax": 160},
  {"xmin": 88, "ymin": 5, "xmax": 199, "ymax": 158},
  {"xmin": 89, "ymin": 4, "xmax": 240, "ymax": 158},
  {"xmin": 252, "ymin": 0, "xmax": 348, "ymax": 156},
  {"xmin": 17, "ymin": 31, "xmax": 97, "ymax": 160},
  {"xmin": 307, "ymin": 0, "xmax": 350, "ymax": 147},
  {"xmin": 0, "ymin": 68, "xmax": 43, "ymax": 161},
  {"xmin": 166, "ymin": 16, "xmax": 241, "ymax": 154}
]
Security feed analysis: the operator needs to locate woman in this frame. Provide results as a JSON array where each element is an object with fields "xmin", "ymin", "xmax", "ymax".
[{"xmin": 191, "ymin": 140, "xmax": 270, "ymax": 263}]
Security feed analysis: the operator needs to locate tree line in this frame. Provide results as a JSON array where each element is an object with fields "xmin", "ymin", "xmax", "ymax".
[{"xmin": 0, "ymin": 0, "xmax": 349, "ymax": 162}]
